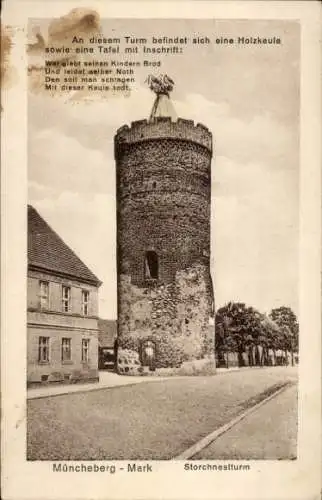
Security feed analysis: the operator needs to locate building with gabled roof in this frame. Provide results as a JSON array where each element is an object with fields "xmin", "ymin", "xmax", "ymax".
[
  {"xmin": 98, "ymin": 319, "xmax": 117, "ymax": 370},
  {"xmin": 98, "ymin": 319, "xmax": 117, "ymax": 349},
  {"xmin": 27, "ymin": 205, "xmax": 102, "ymax": 386}
]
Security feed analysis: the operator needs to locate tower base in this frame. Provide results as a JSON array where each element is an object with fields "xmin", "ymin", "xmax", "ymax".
[{"xmin": 117, "ymin": 263, "xmax": 214, "ymax": 375}]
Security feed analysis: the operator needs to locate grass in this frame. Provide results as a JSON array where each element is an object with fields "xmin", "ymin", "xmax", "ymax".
[
  {"xmin": 238, "ymin": 381, "xmax": 292, "ymax": 410},
  {"xmin": 27, "ymin": 366, "xmax": 297, "ymax": 460}
]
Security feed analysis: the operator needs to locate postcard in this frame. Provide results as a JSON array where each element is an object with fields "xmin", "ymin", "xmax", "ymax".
[{"xmin": 1, "ymin": 1, "xmax": 321, "ymax": 499}]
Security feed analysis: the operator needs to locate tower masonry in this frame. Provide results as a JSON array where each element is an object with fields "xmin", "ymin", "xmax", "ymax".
[{"xmin": 115, "ymin": 76, "xmax": 214, "ymax": 374}]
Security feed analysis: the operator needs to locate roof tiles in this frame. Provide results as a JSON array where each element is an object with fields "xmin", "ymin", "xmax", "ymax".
[{"xmin": 28, "ymin": 205, "xmax": 101, "ymax": 286}]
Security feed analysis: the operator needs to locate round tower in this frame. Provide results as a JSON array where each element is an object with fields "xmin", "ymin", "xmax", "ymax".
[{"xmin": 115, "ymin": 76, "xmax": 214, "ymax": 373}]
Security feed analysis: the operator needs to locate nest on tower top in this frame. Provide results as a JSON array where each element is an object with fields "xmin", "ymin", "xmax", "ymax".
[{"xmin": 146, "ymin": 74, "xmax": 177, "ymax": 122}]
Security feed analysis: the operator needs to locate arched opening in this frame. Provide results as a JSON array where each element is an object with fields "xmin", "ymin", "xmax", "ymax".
[
  {"xmin": 145, "ymin": 251, "xmax": 159, "ymax": 280},
  {"xmin": 140, "ymin": 340, "xmax": 156, "ymax": 370}
]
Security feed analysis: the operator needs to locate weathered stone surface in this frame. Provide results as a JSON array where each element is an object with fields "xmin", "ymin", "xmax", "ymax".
[
  {"xmin": 117, "ymin": 348, "xmax": 143, "ymax": 375},
  {"xmin": 118, "ymin": 264, "xmax": 214, "ymax": 369},
  {"xmin": 115, "ymin": 117, "xmax": 215, "ymax": 371},
  {"xmin": 115, "ymin": 117, "xmax": 212, "ymax": 151}
]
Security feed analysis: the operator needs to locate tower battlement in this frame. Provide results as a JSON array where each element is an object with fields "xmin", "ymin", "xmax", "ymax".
[
  {"xmin": 115, "ymin": 117, "xmax": 212, "ymax": 153},
  {"xmin": 115, "ymin": 78, "xmax": 215, "ymax": 372}
]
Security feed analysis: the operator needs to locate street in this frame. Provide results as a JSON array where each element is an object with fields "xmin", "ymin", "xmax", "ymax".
[
  {"xmin": 27, "ymin": 366, "xmax": 298, "ymax": 460},
  {"xmin": 193, "ymin": 384, "xmax": 297, "ymax": 460}
]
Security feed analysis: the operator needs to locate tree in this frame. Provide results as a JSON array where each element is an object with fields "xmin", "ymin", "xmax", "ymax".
[
  {"xmin": 215, "ymin": 302, "xmax": 263, "ymax": 367},
  {"xmin": 215, "ymin": 316, "xmax": 226, "ymax": 367},
  {"xmin": 269, "ymin": 307, "xmax": 299, "ymax": 366},
  {"xmin": 260, "ymin": 315, "xmax": 281, "ymax": 365}
]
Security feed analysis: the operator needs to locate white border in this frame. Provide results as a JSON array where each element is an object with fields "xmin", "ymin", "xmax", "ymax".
[{"xmin": 1, "ymin": 2, "xmax": 321, "ymax": 500}]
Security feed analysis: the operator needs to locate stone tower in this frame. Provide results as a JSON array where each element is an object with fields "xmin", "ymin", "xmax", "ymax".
[{"xmin": 114, "ymin": 76, "xmax": 214, "ymax": 373}]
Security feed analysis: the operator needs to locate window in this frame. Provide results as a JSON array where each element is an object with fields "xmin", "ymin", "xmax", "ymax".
[
  {"xmin": 61, "ymin": 338, "xmax": 71, "ymax": 362},
  {"xmin": 82, "ymin": 339, "xmax": 90, "ymax": 363},
  {"xmin": 38, "ymin": 336, "xmax": 49, "ymax": 363},
  {"xmin": 39, "ymin": 281, "xmax": 49, "ymax": 310},
  {"xmin": 62, "ymin": 286, "xmax": 71, "ymax": 312},
  {"xmin": 82, "ymin": 290, "xmax": 89, "ymax": 316},
  {"xmin": 144, "ymin": 251, "xmax": 159, "ymax": 280}
]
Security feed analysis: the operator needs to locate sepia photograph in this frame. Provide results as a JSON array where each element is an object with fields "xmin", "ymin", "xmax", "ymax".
[
  {"xmin": 1, "ymin": 2, "xmax": 321, "ymax": 500},
  {"xmin": 26, "ymin": 13, "xmax": 300, "ymax": 461}
]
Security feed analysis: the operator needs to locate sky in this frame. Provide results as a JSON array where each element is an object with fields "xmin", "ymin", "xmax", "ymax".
[{"xmin": 28, "ymin": 16, "xmax": 300, "ymax": 319}]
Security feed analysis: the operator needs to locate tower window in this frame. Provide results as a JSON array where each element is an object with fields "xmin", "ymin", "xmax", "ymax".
[
  {"xmin": 152, "ymin": 181, "xmax": 157, "ymax": 189},
  {"xmin": 145, "ymin": 251, "xmax": 159, "ymax": 280}
]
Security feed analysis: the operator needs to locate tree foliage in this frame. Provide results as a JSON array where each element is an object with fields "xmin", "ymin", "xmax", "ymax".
[
  {"xmin": 215, "ymin": 301, "xmax": 299, "ymax": 367},
  {"xmin": 269, "ymin": 306, "xmax": 299, "ymax": 352}
]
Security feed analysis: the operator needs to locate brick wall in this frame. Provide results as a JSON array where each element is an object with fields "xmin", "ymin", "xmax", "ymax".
[
  {"xmin": 115, "ymin": 117, "xmax": 214, "ymax": 370},
  {"xmin": 116, "ymin": 129, "xmax": 212, "ymax": 286},
  {"xmin": 115, "ymin": 117, "xmax": 212, "ymax": 151}
]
